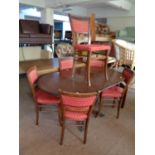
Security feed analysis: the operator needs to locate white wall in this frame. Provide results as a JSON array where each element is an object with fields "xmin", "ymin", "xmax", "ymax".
[
  {"xmin": 19, "ymin": 8, "xmax": 41, "ymax": 19},
  {"xmin": 40, "ymin": 8, "xmax": 54, "ymax": 25},
  {"xmin": 87, "ymin": 3, "xmax": 135, "ymax": 18},
  {"xmin": 63, "ymin": 22, "xmax": 71, "ymax": 39},
  {"xmin": 87, "ymin": 3, "xmax": 135, "ymax": 30},
  {"xmin": 19, "ymin": 11, "xmax": 25, "ymax": 19},
  {"xmin": 107, "ymin": 16, "xmax": 135, "ymax": 31},
  {"xmin": 19, "ymin": 7, "xmax": 54, "ymax": 25}
]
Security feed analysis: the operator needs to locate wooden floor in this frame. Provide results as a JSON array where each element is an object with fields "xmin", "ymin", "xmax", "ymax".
[{"xmin": 19, "ymin": 75, "xmax": 135, "ymax": 155}]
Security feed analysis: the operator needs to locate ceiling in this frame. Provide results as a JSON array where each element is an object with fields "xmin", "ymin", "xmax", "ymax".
[
  {"xmin": 45, "ymin": 0, "xmax": 134, "ymax": 10},
  {"xmin": 19, "ymin": 0, "xmax": 135, "ymax": 14}
]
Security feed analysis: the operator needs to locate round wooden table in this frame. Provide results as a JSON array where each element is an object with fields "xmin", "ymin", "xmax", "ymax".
[{"xmin": 38, "ymin": 67, "xmax": 123, "ymax": 96}]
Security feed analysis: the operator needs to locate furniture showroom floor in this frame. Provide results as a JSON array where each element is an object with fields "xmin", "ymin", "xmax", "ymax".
[{"xmin": 19, "ymin": 75, "xmax": 135, "ymax": 155}]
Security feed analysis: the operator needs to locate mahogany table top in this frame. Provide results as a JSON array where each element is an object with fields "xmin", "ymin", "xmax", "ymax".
[{"xmin": 38, "ymin": 67, "xmax": 123, "ymax": 96}]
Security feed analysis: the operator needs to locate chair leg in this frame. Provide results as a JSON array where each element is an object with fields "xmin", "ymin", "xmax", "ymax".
[
  {"xmin": 116, "ymin": 98, "xmax": 122, "ymax": 119},
  {"xmin": 93, "ymin": 94, "xmax": 99, "ymax": 117},
  {"xmin": 105, "ymin": 62, "xmax": 109, "ymax": 80},
  {"xmin": 35, "ymin": 105, "xmax": 39, "ymax": 125},
  {"xmin": 83, "ymin": 119, "xmax": 89, "ymax": 144},
  {"xmin": 60, "ymin": 120, "xmax": 65, "ymax": 145},
  {"xmin": 58, "ymin": 112, "xmax": 62, "ymax": 127},
  {"xmin": 95, "ymin": 95, "xmax": 103, "ymax": 117},
  {"xmin": 87, "ymin": 52, "xmax": 91, "ymax": 86},
  {"xmin": 121, "ymin": 91, "xmax": 127, "ymax": 108}
]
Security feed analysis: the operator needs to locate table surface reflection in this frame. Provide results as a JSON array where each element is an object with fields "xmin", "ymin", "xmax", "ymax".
[{"xmin": 38, "ymin": 67, "xmax": 123, "ymax": 96}]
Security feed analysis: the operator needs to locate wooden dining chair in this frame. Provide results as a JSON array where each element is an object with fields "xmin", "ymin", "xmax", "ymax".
[
  {"xmin": 96, "ymin": 68, "xmax": 134, "ymax": 118},
  {"xmin": 59, "ymin": 57, "xmax": 74, "ymax": 71},
  {"xmin": 58, "ymin": 89, "xmax": 97, "ymax": 145},
  {"xmin": 69, "ymin": 13, "xmax": 111, "ymax": 86},
  {"xmin": 26, "ymin": 66, "xmax": 60, "ymax": 125}
]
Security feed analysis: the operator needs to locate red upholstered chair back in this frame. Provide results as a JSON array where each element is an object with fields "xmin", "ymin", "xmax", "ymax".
[
  {"xmin": 59, "ymin": 58, "xmax": 74, "ymax": 70},
  {"xmin": 26, "ymin": 66, "xmax": 38, "ymax": 97},
  {"xmin": 69, "ymin": 14, "xmax": 92, "ymax": 45},
  {"xmin": 69, "ymin": 14, "xmax": 90, "ymax": 33},
  {"xmin": 69, "ymin": 17, "xmax": 89, "ymax": 33},
  {"xmin": 122, "ymin": 68, "xmax": 134, "ymax": 86},
  {"xmin": 59, "ymin": 90, "xmax": 97, "ymax": 120}
]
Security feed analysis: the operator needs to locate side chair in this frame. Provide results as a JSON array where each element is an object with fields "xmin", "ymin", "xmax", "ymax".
[
  {"xmin": 69, "ymin": 13, "xmax": 111, "ymax": 86},
  {"xmin": 59, "ymin": 57, "xmax": 74, "ymax": 71},
  {"xmin": 58, "ymin": 89, "xmax": 97, "ymax": 145},
  {"xmin": 96, "ymin": 68, "xmax": 134, "ymax": 119},
  {"xmin": 26, "ymin": 66, "xmax": 60, "ymax": 125}
]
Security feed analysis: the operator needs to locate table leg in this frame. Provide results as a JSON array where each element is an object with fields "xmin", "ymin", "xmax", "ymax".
[{"xmin": 94, "ymin": 93, "xmax": 105, "ymax": 117}]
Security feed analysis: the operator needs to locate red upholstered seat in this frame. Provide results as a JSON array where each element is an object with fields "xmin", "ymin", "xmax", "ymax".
[
  {"xmin": 64, "ymin": 111, "xmax": 87, "ymax": 121},
  {"xmin": 35, "ymin": 88, "xmax": 60, "ymax": 105},
  {"xmin": 75, "ymin": 44, "xmax": 111, "ymax": 52},
  {"xmin": 101, "ymin": 86, "xmax": 123, "ymax": 98}
]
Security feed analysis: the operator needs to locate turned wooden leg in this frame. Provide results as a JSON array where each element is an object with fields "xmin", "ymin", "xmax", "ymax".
[
  {"xmin": 105, "ymin": 59, "xmax": 109, "ymax": 80},
  {"xmin": 87, "ymin": 52, "xmax": 91, "ymax": 86}
]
